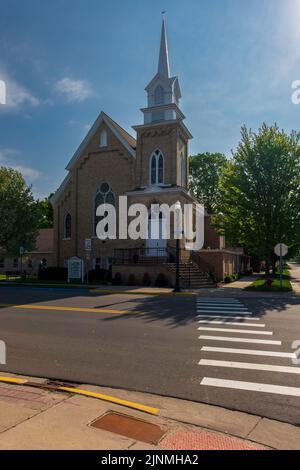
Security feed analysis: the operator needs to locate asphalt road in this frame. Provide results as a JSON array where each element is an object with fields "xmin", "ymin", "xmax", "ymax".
[{"xmin": 0, "ymin": 285, "xmax": 300, "ymax": 425}]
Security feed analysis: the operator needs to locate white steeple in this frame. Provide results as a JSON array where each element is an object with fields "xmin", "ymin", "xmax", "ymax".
[
  {"xmin": 143, "ymin": 16, "xmax": 182, "ymax": 125},
  {"xmin": 158, "ymin": 17, "xmax": 170, "ymax": 79}
]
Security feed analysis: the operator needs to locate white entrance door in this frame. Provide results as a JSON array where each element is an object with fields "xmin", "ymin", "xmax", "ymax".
[{"xmin": 146, "ymin": 213, "xmax": 167, "ymax": 256}]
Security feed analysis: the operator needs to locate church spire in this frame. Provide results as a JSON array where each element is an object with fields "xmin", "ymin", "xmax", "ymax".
[{"xmin": 158, "ymin": 16, "xmax": 170, "ymax": 79}]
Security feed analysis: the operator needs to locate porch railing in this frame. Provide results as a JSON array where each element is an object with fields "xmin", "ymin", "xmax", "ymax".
[{"xmin": 113, "ymin": 247, "xmax": 182, "ymax": 265}]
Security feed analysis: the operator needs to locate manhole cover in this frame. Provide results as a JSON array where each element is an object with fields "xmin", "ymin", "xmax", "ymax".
[{"xmin": 90, "ymin": 412, "xmax": 165, "ymax": 445}]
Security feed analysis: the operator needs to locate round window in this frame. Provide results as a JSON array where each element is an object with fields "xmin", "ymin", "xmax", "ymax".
[{"xmin": 100, "ymin": 183, "xmax": 110, "ymax": 194}]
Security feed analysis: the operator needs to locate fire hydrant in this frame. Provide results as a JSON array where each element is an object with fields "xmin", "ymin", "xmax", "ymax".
[{"xmin": 266, "ymin": 278, "xmax": 273, "ymax": 289}]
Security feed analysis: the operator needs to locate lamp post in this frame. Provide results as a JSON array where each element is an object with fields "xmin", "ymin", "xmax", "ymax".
[{"xmin": 173, "ymin": 201, "xmax": 181, "ymax": 293}]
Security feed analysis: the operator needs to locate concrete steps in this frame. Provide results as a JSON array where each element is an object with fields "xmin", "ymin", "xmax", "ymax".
[{"xmin": 165, "ymin": 262, "xmax": 216, "ymax": 288}]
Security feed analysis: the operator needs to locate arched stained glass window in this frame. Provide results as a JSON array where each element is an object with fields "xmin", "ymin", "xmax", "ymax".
[
  {"xmin": 64, "ymin": 213, "xmax": 72, "ymax": 239},
  {"xmin": 94, "ymin": 183, "xmax": 115, "ymax": 235},
  {"xmin": 150, "ymin": 149, "xmax": 164, "ymax": 185},
  {"xmin": 180, "ymin": 153, "xmax": 185, "ymax": 186}
]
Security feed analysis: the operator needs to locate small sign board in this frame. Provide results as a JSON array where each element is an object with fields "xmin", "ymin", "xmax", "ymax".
[
  {"xmin": 274, "ymin": 243, "xmax": 288, "ymax": 257},
  {"xmin": 68, "ymin": 257, "xmax": 84, "ymax": 283},
  {"xmin": 85, "ymin": 238, "xmax": 92, "ymax": 252},
  {"xmin": 19, "ymin": 246, "xmax": 25, "ymax": 256}
]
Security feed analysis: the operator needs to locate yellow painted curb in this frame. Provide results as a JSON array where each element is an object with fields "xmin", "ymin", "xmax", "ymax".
[
  {"xmin": 0, "ymin": 376, "xmax": 27, "ymax": 385},
  {"xmin": 59, "ymin": 386, "xmax": 159, "ymax": 415},
  {"xmin": 14, "ymin": 305, "xmax": 131, "ymax": 315},
  {"xmin": 0, "ymin": 377, "xmax": 159, "ymax": 416},
  {"xmin": 90, "ymin": 289, "xmax": 197, "ymax": 297}
]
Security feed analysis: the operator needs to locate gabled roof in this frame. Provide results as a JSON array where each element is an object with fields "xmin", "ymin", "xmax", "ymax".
[
  {"xmin": 66, "ymin": 111, "xmax": 136, "ymax": 171},
  {"xmin": 51, "ymin": 112, "xmax": 136, "ymax": 205},
  {"xmin": 50, "ymin": 173, "xmax": 71, "ymax": 205}
]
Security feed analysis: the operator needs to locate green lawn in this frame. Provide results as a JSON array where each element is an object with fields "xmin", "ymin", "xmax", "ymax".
[{"xmin": 247, "ymin": 268, "xmax": 293, "ymax": 292}]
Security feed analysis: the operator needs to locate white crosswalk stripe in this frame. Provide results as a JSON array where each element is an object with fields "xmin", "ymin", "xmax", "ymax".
[
  {"xmin": 198, "ymin": 320, "xmax": 265, "ymax": 327},
  {"xmin": 198, "ymin": 327, "xmax": 273, "ymax": 335},
  {"xmin": 196, "ymin": 296, "xmax": 299, "ymax": 401},
  {"xmin": 199, "ymin": 335, "xmax": 281, "ymax": 345},
  {"xmin": 196, "ymin": 315, "xmax": 261, "ymax": 320},
  {"xmin": 197, "ymin": 310, "xmax": 250, "ymax": 315},
  {"xmin": 201, "ymin": 378, "xmax": 300, "ymax": 397},
  {"xmin": 201, "ymin": 346, "xmax": 297, "ymax": 359},
  {"xmin": 199, "ymin": 359, "xmax": 300, "ymax": 374}
]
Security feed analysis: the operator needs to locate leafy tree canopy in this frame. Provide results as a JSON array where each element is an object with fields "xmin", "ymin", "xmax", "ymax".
[
  {"xmin": 36, "ymin": 194, "xmax": 54, "ymax": 228},
  {"xmin": 189, "ymin": 152, "xmax": 227, "ymax": 213},
  {"xmin": 0, "ymin": 167, "xmax": 41, "ymax": 255},
  {"xmin": 214, "ymin": 124, "xmax": 300, "ymax": 269}
]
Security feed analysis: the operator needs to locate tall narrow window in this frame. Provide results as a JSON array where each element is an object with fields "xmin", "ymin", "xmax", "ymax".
[
  {"xmin": 154, "ymin": 85, "xmax": 164, "ymax": 105},
  {"xmin": 100, "ymin": 129, "xmax": 108, "ymax": 148},
  {"xmin": 150, "ymin": 150, "xmax": 164, "ymax": 185},
  {"xmin": 94, "ymin": 182, "xmax": 115, "ymax": 235},
  {"xmin": 64, "ymin": 213, "xmax": 72, "ymax": 239},
  {"xmin": 180, "ymin": 153, "xmax": 185, "ymax": 186}
]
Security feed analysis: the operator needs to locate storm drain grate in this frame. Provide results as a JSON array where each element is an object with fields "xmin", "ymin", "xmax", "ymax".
[{"xmin": 90, "ymin": 412, "xmax": 166, "ymax": 444}]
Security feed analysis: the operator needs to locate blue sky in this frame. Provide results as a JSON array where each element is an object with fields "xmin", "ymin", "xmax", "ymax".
[{"xmin": 0, "ymin": 0, "xmax": 300, "ymax": 198}]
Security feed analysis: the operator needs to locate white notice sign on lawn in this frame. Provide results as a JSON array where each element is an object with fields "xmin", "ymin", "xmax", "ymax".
[{"xmin": 68, "ymin": 257, "xmax": 83, "ymax": 283}]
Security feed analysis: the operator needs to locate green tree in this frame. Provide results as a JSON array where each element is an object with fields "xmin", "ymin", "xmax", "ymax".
[
  {"xmin": 214, "ymin": 124, "xmax": 300, "ymax": 274},
  {"xmin": 0, "ymin": 167, "xmax": 40, "ymax": 255},
  {"xmin": 189, "ymin": 152, "xmax": 226, "ymax": 213},
  {"xmin": 37, "ymin": 194, "xmax": 54, "ymax": 228}
]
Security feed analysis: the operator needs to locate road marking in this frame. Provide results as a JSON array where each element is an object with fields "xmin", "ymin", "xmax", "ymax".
[
  {"xmin": 199, "ymin": 359, "xmax": 300, "ymax": 374},
  {"xmin": 197, "ymin": 315, "xmax": 260, "ymax": 321},
  {"xmin": 197, "ymin": 306, "xmax": 249, "ymax": 311},
  {"xmin": 197, "ymin": 310, "xmax": 250, "ymax": 315},
  {"xmin": 14, "ymin": 305, "xmax": 131, "ymax": 315},
  {"xmin": 198, "ymin": 327, "xmax": 273, "ymax": 335},
  {"xmin": 201, "ymin": 346, "xmax": 296, "ymax": 359},
  {"xmin": 200, "ymin": 377, "xmax": 300, "ymax": 397},
  {"xmin": 199, "ymin": 335, "xmax": 281, "ymax": 345},
  {"xmin": 197, "ymin": 301, "xmax": 243, "ymax": 305},
  {"xmin": 198, "ymin": 321, "xmax": 265, "ymax": 327},
  {"xmin": 197, "ymin": 298, "xmax": 240, "ymax": 302}
]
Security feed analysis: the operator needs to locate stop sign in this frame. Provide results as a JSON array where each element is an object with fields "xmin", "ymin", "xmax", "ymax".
[{"xmin": 274, "ymin": 243, "xmax": 288, "ymax": 257}]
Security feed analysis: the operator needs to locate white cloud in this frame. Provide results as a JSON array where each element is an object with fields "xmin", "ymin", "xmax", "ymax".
[
  {"xmin": 0, "ymin": 70, "xmax": 40, "ymax": 109},
  {"xmin": 54, "ymin": 77, "xmax": 93, "ymax": 103},
  {"xmin": 0, "ymin": 148, "xmax": 41, "ymax": 182}
]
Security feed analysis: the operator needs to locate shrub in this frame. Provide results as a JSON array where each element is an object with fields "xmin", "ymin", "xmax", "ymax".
[
  {"xmin": 38, "ymin": 267, "xmax": 68, "ymax": 281},
  {"xmin": 155, "ymin": 272, "xmax": 168, "ymax": 287},
  {"xmin": 88, "ymin": 269, "xmax": 109, "ymax": 283},
  {"xmin": 128, "ymin": 273, "xmax": 137, "ymax": 286},
  {"xmin": 224, "ymin": 275, "xmax": 231, "ymax": 284},
  {"xmin": 112, "ymin": 272, "xmax": 122, "ymax": 285},
  {"xmin": 142, "ymin": 272, "xmax": 151, "ymax": 286}
]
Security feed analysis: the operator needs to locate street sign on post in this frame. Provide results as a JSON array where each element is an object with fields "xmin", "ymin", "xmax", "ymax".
[
  {"xmin": 84, "ymin": 239, "xmax": 92, "ymax": 284},
  {"xmin": 274, "ymin": 243, "xmax": 288, "ymax": 288}
]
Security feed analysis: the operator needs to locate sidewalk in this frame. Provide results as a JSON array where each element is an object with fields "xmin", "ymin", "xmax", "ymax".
[{"xmin": 0, "ymin": 373, "xmax": 299, "ymax": 450}]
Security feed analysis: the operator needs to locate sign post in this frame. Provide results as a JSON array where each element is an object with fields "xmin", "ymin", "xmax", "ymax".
[
  {"xmin": 274, "ymin": 243, "xmax": 288, "ymax": 289},
  {"xmin": 19, "ymin": 246, "xmax": 24, "ymax": 275},
  {"xmin": 84, "ymin": 239, "xmax": 92, "ymax": 284}
]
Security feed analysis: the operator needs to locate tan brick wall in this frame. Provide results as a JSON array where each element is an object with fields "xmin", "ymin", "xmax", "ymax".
[
  {"xmin": 112, "ymin": 264, "xmax": 173, "ymax": 287},
  {"xmin": 135, "ymin": 122, "xmax": 189, "ymax": 188}
]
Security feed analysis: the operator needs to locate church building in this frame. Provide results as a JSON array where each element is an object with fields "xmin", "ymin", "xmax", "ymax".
[{"xmin": 51, "ymin": 19, "xmax": 248, "ymax": 287}]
